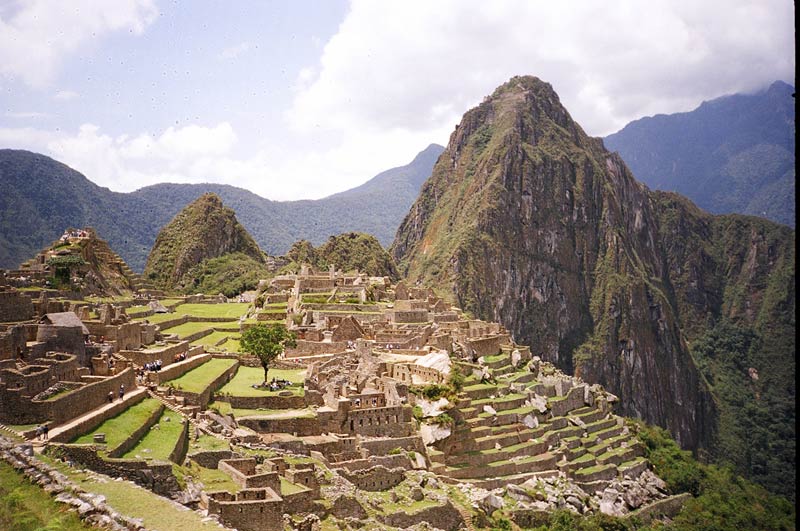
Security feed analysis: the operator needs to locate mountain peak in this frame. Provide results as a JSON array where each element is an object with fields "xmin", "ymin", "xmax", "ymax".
[{"xmin": 143, "ymin": 193, "xmax": 263, "ymax": 290}]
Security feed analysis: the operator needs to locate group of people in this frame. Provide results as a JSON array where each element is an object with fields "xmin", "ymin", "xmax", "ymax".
[
  {"xmin": 34, "ymin": 424, "xmax": 49, "ymax": 441},
  {"xmin": 107, "ymin": 385, "xmax": 125, "ymax": 403},
  {"xmin": 257, "ymin": 377, "xmax": 292, "ymax": 392},
  {"xmin": 144, "ymin": 360, "xmax": 163, "ymax": 372},
  {"xmin": 59, "ymin": 229, "xmax": 88, "ymax": 241}
]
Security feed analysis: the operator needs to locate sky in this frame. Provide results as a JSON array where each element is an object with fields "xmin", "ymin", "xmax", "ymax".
[{"xmin": 0, "ymin": 0, "xmax": 795, "ymax": 201}]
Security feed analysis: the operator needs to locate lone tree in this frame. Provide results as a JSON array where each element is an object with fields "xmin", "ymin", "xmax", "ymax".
[{"xmin": 240, "ymin": 324, "xmax": 297, "ymax": 384}]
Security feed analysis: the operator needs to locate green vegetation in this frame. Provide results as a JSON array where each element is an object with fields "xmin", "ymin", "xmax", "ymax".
[
  {"xmin": 283, "ymin": 233, "xmax": 398, "ymax": 279},
  {"xmin": 190, "ymin": 330, "xmax": 240, "ymax": 350},
  {"xmin": 0, "ymin": 461, "xmax": 92, "ymax": 531},
  {"xmin": 179, "ymin": 252, "xmax": 270, "ymax": 297},
  {"xmin": 72, "ymin": 398, "xmax": 162, "ymax": 447},
  {"xmin": 172, "ymin": 302, "xmax": 250, "ymax": 318},
  {"xmin": 143, "ymin": 193, "xmax": 265, "ymax": 291},
  {"xmin": 217, "ymin": 366, "xmax": 305, "ymax": 397},
  {"xmin": 240, "ymin": 324, "xmax": 297, "ymax": 383},
  {"xmin": 159, "ymin": 321, "xmax": 213, "ymax": 339},
  {"xmin": 121, "ymin": 409, "xmax": 184, "ymax": 460},
  {"xmin": 163, "ymin": 358, "xmax": 237, "ymax": 394}
]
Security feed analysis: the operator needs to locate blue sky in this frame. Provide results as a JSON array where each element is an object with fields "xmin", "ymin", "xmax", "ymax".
[{"xmin": 0, "ymin": 0, "xmax": 794, "ymax": 200}]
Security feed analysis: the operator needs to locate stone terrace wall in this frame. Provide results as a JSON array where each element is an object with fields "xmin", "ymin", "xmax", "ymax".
[
  {"xmin": 50, "ymin": 443, "xmax": 181, "ymax": 497},
  {"xmin": 549, "ymin": 384, "xmax": 587, "ymax": 417},
  {"xmin": 0, "ymin": 290, "xmax": 34, "ymax": 322},
  {"xmin": 239, "ymin": 416, "xmax": 322, "ymax": 436},
  {"xmin": 359, "ymin": 436, "xmax": 426, "ymax": 456},
  {"xmin": 172, "ymin": 359, "xmax": 239, "ymax": 408},
  {"xmin": 107, "ymin": 403, "xmax": 164, "ymax": 457},
  {"xmin": 221, "ymin": 394, "xmax": 306, "ymax": 410},
  {"xmin": 152, "ymin": 352, "xmax": 211, "ymax": 384},
  {"xmin": 121, "ymin": 341, "xmax": 197, "ymax": 367},
  {"xmin": 339, "ymin": 465, "xmax": 406, "ymax": 491},
  {"xmin": 379, "ymin": 501, "xmax": 464, "ymax": 531},
  {"xmin": 188, "ymin": 449, "xmax": 234, "ymax": 469},
  {"xmin": 1, "ymin": 367, "xmax": 137, "ymax": 425},
  {"xmin": 50, "ymin": 389, "xmax": 146, "ymax": 443}
]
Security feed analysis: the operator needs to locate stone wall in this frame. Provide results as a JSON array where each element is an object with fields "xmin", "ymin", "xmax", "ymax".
[
  {"xmin": 219, "ymin": 458, "xmax": 280, "ymax": 491},
  {"xmin": 172, "ymin": 359, "xmax": 239, "ymax": 408},
  {"xmin": 121, "ymin": 341, "xmax": 192, "ymax": 367},
  {"xmin": 50, "ymin": 388, "xmax": 146, "ymax": 443},
  {"xmin": 549, "ymin": 384, "xmax": 587, "ymax": 417},
  {"xmin": 239, "ymin": 416, "xmax": 322, "ymax": 436},
  {"xmin": 220, "ymin": 394, "xmax": 306, "ymax": 410},
  {"xmin": 0, "ymin": 367, "xmax": 136, "ymax": 426},
  {"xmin": 107, "ymin": 403, "xmax": 164, "ymax": 457},
  {"xmin": 378, "ymin": 500, "xmax": 464, "ymax": 530},
  {"xmin": 0, "ymin": 324, "xmax": 26, "ymax": 360},
  {"xmin": 0, "ymin": 289, "xmax": 34, "ymax": 322},
  {"xmin": 188, "ymin": 449, "xmax": 234, "ymax": 469},
  {"xmin": 152, "ymin": 353, "xmax": 211, "ymax": 384},
  {"xmin": 358, "ymin": 435, "xmax": 426, "ymax": 456},
  {"xmin": 285, "ymin": 340, "xmax": 349, "ymax": 358},
  {"xmin": 50, "ymin": 443, "xmax": 181, "ymax": 497},
  {"xmin": 339, "ymin": 465, "xmax": 406, "ymax": 491},
  {"xmin": 207, "ymin": 489, "xmax": 284, "ymax": 531},
  {"xmin": 469, "ymin": 336, "xmax": 502, "ymax": 358}
]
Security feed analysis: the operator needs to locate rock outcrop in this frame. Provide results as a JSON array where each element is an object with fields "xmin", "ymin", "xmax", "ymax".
[{"xmin": 392, "ymin": 75, "xmax": 795, "ymax": 461}]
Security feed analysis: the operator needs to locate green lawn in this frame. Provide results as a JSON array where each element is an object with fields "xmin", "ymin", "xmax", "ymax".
[
  {"xmin": 0, "ymin": 462, "xmax": 93, "ymax": 531},
  {"xmin": 172, "ymin": 303, "xmax": 249, "ymax": 318},
  {"xmin": 187, "ymin": 434, "xmax": 231, "ymax": 452},
  {"xmin": 190, "ymin": 330, "xmax": 239, "ymax": 348},
  {"xmin": 216, "ymin": 366, "xmax": 305, "ymax": 397},
  {"xmin": 133, "ymin": 312, "xmax": 181, "ymax": 324},
  {"xmin": 183, "ymin": 461, "xmax": 240, "ymax": 493},
  {"xmin": 210, "ymin": 401, "xmax": 316, "ymax": 419},
  {"xmin": 164, "ymin": 358, "xmax": 237, "ymax": 394},
  {"xmin": 160, "ymin": 321, "xmax": 214, "ymax": 338},
  {"xmin": 72, "ymin": 398, "xmax": 162, "ymax": 448},
  {"xmin": 121, "ymin": 409, "xmax": 184, "ymax": 461},
  {"xmin": 281, "ymin": 477, "xmax": 307, "ymax": 495}
]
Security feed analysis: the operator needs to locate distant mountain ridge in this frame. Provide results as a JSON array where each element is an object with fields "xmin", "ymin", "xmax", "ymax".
[
  {"xmin": 0, "ymin": 144, "xmax": 443, "ymax": 272},
  {"xmin": 604, "ymin": 80, "xmax": 795, "ymax": 227}
]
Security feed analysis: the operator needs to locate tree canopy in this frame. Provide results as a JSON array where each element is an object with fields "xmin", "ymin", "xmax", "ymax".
[{"xmin": 240, "ymin": 324, "xmax": 297, "ymax": 383}]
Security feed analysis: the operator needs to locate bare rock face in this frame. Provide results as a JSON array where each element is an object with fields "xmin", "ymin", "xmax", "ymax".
[{"xmin": 392, "ymin": 75, "xmax": 791, "ymax": 453}]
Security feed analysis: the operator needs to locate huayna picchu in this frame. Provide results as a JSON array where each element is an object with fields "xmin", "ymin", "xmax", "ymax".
[{"xmin": 392, "ymin": 76, "xmax": 795, "ymax": 499}]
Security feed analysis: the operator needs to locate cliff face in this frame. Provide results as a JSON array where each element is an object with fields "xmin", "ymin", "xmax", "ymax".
[
  {"xmin": 144, "ymin": 193, "xmax": 264, "ymax": 290},
  {"xmin": 392, "ymin": 76, "xmax": 793, "ymax": 455}
]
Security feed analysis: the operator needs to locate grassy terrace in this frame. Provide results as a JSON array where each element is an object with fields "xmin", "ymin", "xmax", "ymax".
[
  {"xmin": 217, "ymin": 366, "xmax": 306, "ymax": 397},
  {"xmin": 164, "ymin": 358, "xmax": 238, "ymax": 394},
  {"xmin": 0, "ymin": 461, "xmax": 92, "ymax": 531},
  {"xmin": 172, "ymin": 302, "xmax": 249, "ymax": 318},
  {"xmin": 72, "ymin": 398, "xmax": 162, "ymax": 447},
  {"xmin": 160, "ymin": 321, "xmax": 214, "ymax": 338},
  {"xmin": 121, "ymin": 409, "xmax": 184, "ymax": 461},
  {"xmin": 190, "ymin": 330, "xmax": 240, "ymax": 349},
  {"xmin": 37, "ymin": 455, "xmax": 220, "ymax": 531},
  {"xmin": 133, "ymin": 311, "xmax": 180, "ymax": 324}
]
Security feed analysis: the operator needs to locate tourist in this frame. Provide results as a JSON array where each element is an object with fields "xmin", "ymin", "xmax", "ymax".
[
  {"xmin": 108, "ymin": 391, "xmax": 114, "ymax": 403},
  {"xmin": 118, "ymin": 384, "xmax": 125, "ymax": 400},
  {"xmin": 42, "ymin": 424, "xmax": 48, "ymax": 441},
  {"xmin": 35, "ymin": 425, "xmax": 43, "ymax": 441}
]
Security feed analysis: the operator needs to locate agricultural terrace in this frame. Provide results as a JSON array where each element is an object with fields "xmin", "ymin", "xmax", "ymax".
[{"xmin": 163, "ymin": 358, "xmax": 238, "ymax": 394}]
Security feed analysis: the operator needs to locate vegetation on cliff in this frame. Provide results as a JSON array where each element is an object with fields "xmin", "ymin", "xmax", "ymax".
[
  {"xmin": 284, "ymin": 233, "xmax": 399, "ymax": 279},
  {"xmin": 143, "ymin": 193, "xmax": 264, "ymax": 293},
  {"xmin": 0, "ymin": 145, "xmax": 442, "ymax": 271},
  {"xmin": 177, "ymin": 252, "xmax": 270, "ymax": 297}
]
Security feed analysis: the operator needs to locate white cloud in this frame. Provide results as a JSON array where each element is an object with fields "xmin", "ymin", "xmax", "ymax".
[
  {"xmin": 0, "ymin": 0, "xmax": 157, "ymax": 88},
  {"xmin": 5, "ymin": 111, "xmax": 49, "ymax": 119},
  {"xmin": 219, "ymin": 42, "xmax": 251, "ymax": 60},
  {"xmin": 54, "ymin": 90, "xmax": 79, "ymax": 101},
  {"xmin": 289, "ymin": 0, "xmax": 795, "ymax": 137}
]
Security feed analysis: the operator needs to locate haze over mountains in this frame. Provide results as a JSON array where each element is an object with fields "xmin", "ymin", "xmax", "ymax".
[
  {"xmin": 605, "ymin": 80, "xmax": 795, "ymax": 227},
  {"xmin": 0, "ymin": 144, "xmax": 443, "ymax": 272}
]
